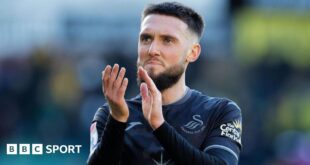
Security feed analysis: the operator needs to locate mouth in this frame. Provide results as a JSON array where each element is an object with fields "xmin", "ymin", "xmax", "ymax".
[{"xmin": 144, "ymin": 58, "xmax": 163, "ymax": 66}]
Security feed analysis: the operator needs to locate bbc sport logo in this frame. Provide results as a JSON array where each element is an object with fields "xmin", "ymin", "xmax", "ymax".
[{"xmin": 6, "ymin": 144, "xmax": 82, "ymax": 155}]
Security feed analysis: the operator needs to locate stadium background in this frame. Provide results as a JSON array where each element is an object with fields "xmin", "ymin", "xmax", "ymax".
[{"xmin": 0, "ymin": 0, "xmax": 309, "ymax": 164}]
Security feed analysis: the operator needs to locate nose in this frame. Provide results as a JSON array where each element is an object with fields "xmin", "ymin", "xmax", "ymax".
[{"xmin": 148, "ymin": 41, "xmax": 160, "ymax": 57}]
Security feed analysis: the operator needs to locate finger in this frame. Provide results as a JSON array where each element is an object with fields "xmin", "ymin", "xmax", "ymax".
[
  {"xmin": 140, "ymin": 82, "xmax": 151, "ymax": 118},
  {"xmin": 117, "ymin": 77, "xmax": 128, "ymax": 97},
  {"xmin": 102, "ymin": 65, "xmax": 112, "ymax": 92},
  {"xmin": 102, "ymin": 65, "xmax": 112, "ymax": 81},
  {"xmin": 108, "ymin": 64, "xmax": 119, "ymax": 89},
  {"xmin": 113, "ymin": 67, "xmax": 126, "ymax": 89},
  {"xmin": 138, "ymin": 67, "xmax": 158, "ymax": 93},
  {"xmin": 140, "ymin": 82, "xmax": 149, "ymax": 100}
]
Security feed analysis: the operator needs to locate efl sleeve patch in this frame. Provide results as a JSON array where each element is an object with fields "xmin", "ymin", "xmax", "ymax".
[{"xmin": 90, "ymin": 122, "xmax": 98, "ymax": 153}]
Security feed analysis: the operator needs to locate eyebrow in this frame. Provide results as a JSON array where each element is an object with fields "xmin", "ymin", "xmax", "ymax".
[
  {"xmin": 160, "ymin": 34, "xmax": 177, "ymax": 40},
  {"xmin": 140, "ymin": 32, "xmax": 179, "ymax": 41},
  {"xmin": 140, "ymin": 33, "xmax": 152, "ymax": 38}
]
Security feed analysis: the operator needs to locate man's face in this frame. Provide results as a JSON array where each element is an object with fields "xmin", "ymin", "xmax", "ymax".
[{"xmin": 137, "ymin": 14, "xmax": 194, "ymax": 91}]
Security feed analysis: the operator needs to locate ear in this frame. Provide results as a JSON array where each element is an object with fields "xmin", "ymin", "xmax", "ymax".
[{"xmin": 186, "ymin": 43, "xmax": 201, "ymax": 63}]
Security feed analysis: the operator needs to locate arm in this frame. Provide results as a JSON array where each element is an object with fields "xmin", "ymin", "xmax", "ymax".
[
  {"xmin": 153, "ymin": 102, "xmax": 242, "ymax": 165},
  {"xmin": 87, "ymin": 64, "xmax": 130, "ymax": 164},
  {"xmin": 153, "ymin": 121, "xmax": 239, "ymax": 165},
  {"xmin": 87, "ymin": 113, "xmax": 127, "ymax": 165},
  {"xmin": 153, "ymin": 100, "xmax": 242, "ymax": 165},
  {"xmin": 153, "ymin": 122, "xmax": 228, "ymax": 165}
]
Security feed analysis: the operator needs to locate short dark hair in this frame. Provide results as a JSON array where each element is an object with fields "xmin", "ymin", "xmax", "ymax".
[{"xmin": 142, "ymin": 2, "xmax": 205, "ymax": 40}]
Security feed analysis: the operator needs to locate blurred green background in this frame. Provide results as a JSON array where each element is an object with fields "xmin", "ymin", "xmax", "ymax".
[{"xmin": 0, "ymin": 0, "xmax": 310, "ymax": 164}]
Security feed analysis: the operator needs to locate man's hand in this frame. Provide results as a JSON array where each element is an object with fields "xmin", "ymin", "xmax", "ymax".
[
  {"xmin": 138, "ymin": 67, "xmax": 164, "ymax": 130},
  {"xmin": 102, "ymin": 64, "xmax": 129, "ymax": 122}
]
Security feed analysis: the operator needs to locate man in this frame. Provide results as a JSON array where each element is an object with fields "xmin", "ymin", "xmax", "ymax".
[{"xmin": 87, "ymin": 2, "xmax": 242, "ymax": 165}]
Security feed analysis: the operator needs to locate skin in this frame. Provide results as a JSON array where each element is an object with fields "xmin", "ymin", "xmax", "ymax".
[{"xmin": 101, "ymin": 14, "xmax": 201, "ymax": 129}]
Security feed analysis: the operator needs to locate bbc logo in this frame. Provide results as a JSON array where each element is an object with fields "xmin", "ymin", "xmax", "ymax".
[{"xmin": 7, "ymin": 144, "xmax": 43, "ymax": 155}]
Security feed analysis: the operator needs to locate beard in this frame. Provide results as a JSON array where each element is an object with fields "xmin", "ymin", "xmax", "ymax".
[{"xmin": 137, "ymin": 61, "xmax": 185, "ymax": 92}]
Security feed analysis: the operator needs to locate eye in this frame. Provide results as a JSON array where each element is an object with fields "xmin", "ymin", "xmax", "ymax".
[
  {"xmin": 140, "ymin": 35, "xmax": 152, "ymax": 44},
  {"xmin": 163, "ymin": 37, "xmax": 173, "ymax": 44}
]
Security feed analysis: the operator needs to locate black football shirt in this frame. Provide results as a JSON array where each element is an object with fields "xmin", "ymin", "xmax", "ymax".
[{"xmin": 88, "ymin": 88, "xmax": 242, "ymax": 165}]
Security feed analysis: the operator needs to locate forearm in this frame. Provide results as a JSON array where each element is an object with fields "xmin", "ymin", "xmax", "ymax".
[
  {"xmin": 153, "ymin": 122, "xmax": 229, "ymax": 165},
  {"xmin": 87, "ymin": 115, "xmax": 127, "ymax": 165}
]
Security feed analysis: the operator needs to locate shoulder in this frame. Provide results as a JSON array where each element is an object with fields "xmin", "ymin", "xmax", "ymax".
[{"xmin": 190, "ymin": 89, "xmax": 241, "ymax": 116}]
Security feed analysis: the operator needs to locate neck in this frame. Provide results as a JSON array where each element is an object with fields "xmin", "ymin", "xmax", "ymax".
[{"xmin": 161, "ymin": 73, "xmax": 187, "ymax": 105}]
